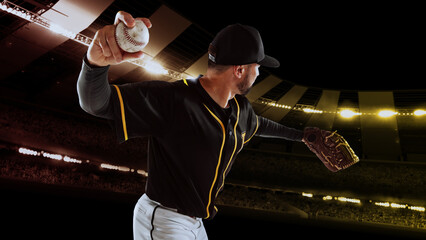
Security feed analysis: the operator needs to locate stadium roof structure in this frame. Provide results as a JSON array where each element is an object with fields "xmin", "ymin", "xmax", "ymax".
[{"xmin": 0, "ymin": 0, "xmax": 425, "ymax": 162}]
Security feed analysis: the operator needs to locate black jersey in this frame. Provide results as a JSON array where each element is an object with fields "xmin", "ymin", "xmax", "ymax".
[
  {"xmin": 77, "ymin": 58, "xmax": 303, "ymax": 219},
  {"xmin": 110, "ymin": 77, "xmax": 261, "ymax": 219}
]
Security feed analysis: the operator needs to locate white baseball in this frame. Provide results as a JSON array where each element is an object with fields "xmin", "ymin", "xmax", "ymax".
[{"xmin": 115, "ymin": 19, "xmax": 149, "ymax": 53}]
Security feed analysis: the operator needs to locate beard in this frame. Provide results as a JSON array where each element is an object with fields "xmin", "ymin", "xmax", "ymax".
[{"xmin": 237, "ymin": 73, "xmax": 253, "ymax": 96}]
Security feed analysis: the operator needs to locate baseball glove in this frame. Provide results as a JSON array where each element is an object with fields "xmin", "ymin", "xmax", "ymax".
[{"xmin": 302, "ymin": 127, "xmax": 359, "ymax": 172}]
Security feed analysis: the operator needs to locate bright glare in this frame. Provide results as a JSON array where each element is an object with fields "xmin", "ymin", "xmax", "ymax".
[
  {"xmin": 183, "ymin": 74, "xmax": 195, "ymax": 80},
  {"xmin": 144, "ymin": 60, "xmax": 167, "ymax": 75},
  {"xmin": 42, "ymin": 152, "xmax": 62, "ymax": 160},
  {"xmin": 19, "ymin": 147, "xmax": 38, "ymax": 156},
  {"xmin": 48, "ymin": 23, "xmax": 77, "ymax": 39},
  {"xmin": 375, "ymin": 202, "xmax": 390, "ymax": 207},
  {"xmin": 340, "ymin": 109, "xmax": 356, "ymax": 118},
  {"xmin": 100, "ymin": 163, "xmax": 130, "ymax": 172},
  {"xmin": 63, "ymin": 156, "xmax": 82, "ymax": 164},
  {"xmin": 337, "ymin": 197, "xmax": 361, "ymax": 204},
  {"xmin": 414, "ymin": 109, "xmax": 426, "ymax": 116},
  {"xmin": 391, "ymin": 203, "xmax": 406, "ymax": 209},
  {"xmin": 303, "ymin": 108, "xmax": 323, "ymax": 114},
  {"xmin": 323, "ymin": 195, "xmax": 333, "ymax": 201},
  {"xmin": 302, "ymin": 192, "xmax": 313, "ymax": 198},
  {"xmin": 378, "ymin": 110, "xmax": 396, "ymax": 118},
  {"xmin": 409, "ymin": 206, "xmax": 426, "ymax": 212},
  {"xmin": 137, "ymin": 169, "xmax": 149, "ymax": 177}
]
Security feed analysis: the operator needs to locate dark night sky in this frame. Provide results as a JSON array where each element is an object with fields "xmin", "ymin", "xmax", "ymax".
[{"xmin": 163, "ymin": 1, "xmax": 424, "ymax": 90}]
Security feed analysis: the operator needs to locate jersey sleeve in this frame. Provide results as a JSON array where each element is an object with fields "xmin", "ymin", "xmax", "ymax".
[
  {"xmin": 238, "ymin": 96, "xmax": 303, "ymax": 143},
  {"xmin": 239, "ymin": 97, "xmax": 260, "ymax": 145},
  {"xmin": 109, "ymin": 81, "xmax": 175, "ymax": 143},
  {"xmin": 256, "ymin": 116, "xmax": 303, "ymax": 142}
]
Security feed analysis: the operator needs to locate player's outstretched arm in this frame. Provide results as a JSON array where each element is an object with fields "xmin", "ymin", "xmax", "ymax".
[
  {"xmin": 255, "ymin": 116, "xmax": 304, "ymax": 142},
  {"xmin": 87, "ymin": 11, "xmax": 151, "ymax": 67}
]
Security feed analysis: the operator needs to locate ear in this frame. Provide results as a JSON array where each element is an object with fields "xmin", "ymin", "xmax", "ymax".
[{"xmin": 233, "ymin": 65, "xmax": 246, "ymax": 79}]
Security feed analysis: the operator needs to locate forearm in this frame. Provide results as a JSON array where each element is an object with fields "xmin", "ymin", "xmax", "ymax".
[
  {"xmin": 255, "ymin": 116, "xmax": 303, "ymax": 142},
  {"xmin": 76, "ymin": 55, "xmax": 114, "ymax": 119}
]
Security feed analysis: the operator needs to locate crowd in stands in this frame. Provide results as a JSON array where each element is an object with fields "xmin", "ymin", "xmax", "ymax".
[
  {"xmin": 217, "ymin": 184, "xmax": 425, "ymax": 229},
  {"xmin": 230, "ymin": 150, "xmax": 426, "ymax": 199},
  {"xmin": 0, "ymin": 148, "xmax": 145, "ymax": 195},
  {"xmin": 0, "ymin": 101, "xmax": 148, "ymax": 168},
  {"xmin": 1, "ymin": 147, "xmax": 425, "ymax": 231},
  {"xmin": 1, "ymin": 99, "xmax": 426, "ymax": 232}
]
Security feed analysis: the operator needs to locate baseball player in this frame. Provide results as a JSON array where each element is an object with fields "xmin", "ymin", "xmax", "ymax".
[{"xmin": 77, "ymin": 11, "xmax": 358, "ymax": 240}]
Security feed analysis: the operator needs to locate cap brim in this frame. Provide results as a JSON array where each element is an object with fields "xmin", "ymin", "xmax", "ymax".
[{"xmin": 258, "ymin": 55, "xmax": 280, "ymax": 68}]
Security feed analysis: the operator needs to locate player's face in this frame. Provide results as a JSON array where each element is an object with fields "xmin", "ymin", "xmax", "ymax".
[{"xmin": 237, "ymin": 64, "xmax": 260, "ymax": 95}]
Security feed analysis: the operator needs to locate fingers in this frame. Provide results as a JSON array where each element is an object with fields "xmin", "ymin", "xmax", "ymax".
[
  {"xmin": 106, "ymin": 26, "xmax": 123, "ymax": 62},
  {"xmin": 114, "ymin": 11, "xmax": 135, "ymax": 27},
  {"xmin": 136, "ymin": 17, "xmax": 152, "ymax": 28},
  {"xmin": 88, "ymin": 11, "xmax": 150, "ymax": 66},
  {"xmin": 122, "ymin": 51, "xmax": 144, "ymax": 62},
  {"xmin": 96, "ymin": 26, "xmax": 146, "ymax": 64},
  {"xmin": 115, "ymin": 11, "xmax": 152, "ymax": 28},
  {"xmin": 99, "ymin": 25, "xmax": 122, "ymax": 62},
  {"xmin": 96, "ymin": 27, "xmax": 111, "ymax": 58}
]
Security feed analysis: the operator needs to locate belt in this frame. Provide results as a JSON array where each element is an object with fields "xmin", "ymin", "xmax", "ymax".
[
  {"xmin": 157, "ymin": 203, "xmax": 196, "ymax": 220},
  {"xmin": 144, "ymin": 194, "xmax": 197, "ymax": 220}
]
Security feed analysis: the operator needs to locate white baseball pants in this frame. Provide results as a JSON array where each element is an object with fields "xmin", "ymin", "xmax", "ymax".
[{"xmin": 133, "ymin": 194, "xmax": 208, "ymax": 240}]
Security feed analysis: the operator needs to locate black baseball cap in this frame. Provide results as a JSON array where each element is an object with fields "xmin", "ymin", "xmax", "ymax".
[{"xmin": 208, "ymin": 23, "xmax": 280, "ymax": 68}]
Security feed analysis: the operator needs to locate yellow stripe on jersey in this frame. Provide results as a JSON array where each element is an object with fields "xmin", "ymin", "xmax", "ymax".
[
  {"xmin": 112, "ymin": 85, "xmax": 128, "ymax": 141},
  {"xmin": 203, "ymin": 104, "xmax": 225, "ymax": 219},
  {"xmin": 244, "ymin": 115, "xmax": 259, "ymax": 144},
  {"xmin": 216, "ymin": 97, "xmax": 240, "ymax": 197}
]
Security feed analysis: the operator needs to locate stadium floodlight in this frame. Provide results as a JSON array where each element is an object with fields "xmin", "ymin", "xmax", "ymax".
[
  {"xmin": 340, "ymin": 109, "xmax": 361, "ymax": 118},
  {"xmin": 378, "ymin": 110, "xmax": 396, "ymax": 118},
  {"xmin": 414, "ymin": 109, "xmax": 426, "ymax": 116}
]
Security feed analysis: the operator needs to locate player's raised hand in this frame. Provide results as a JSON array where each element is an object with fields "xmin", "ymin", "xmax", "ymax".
[{"xmin": 87, "ymin": 11, "xmax": 152, "ymax": 67}]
